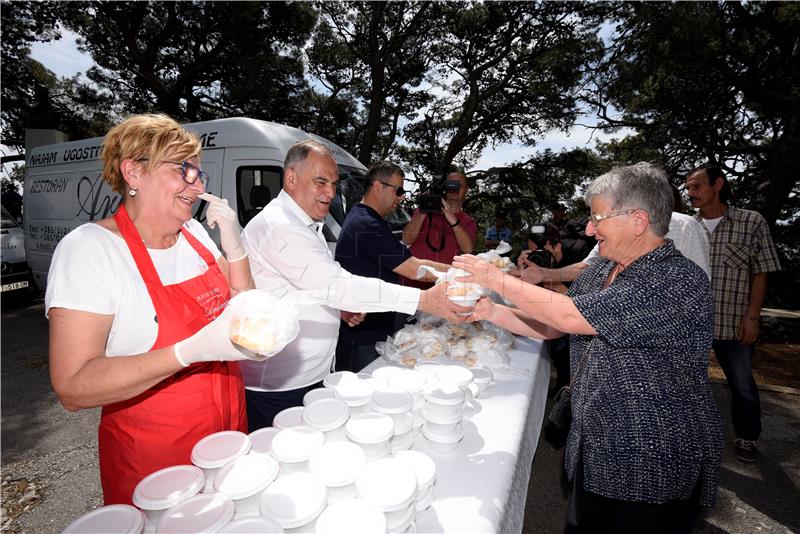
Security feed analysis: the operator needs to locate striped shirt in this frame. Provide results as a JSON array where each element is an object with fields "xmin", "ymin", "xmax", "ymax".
[
  {"xmin": 566, "ymin": 241, "xmax": 723, "ymax": 506},
  {"xmin": 694, "ymin": 207, "xmax": 781, "ymax": 340}
]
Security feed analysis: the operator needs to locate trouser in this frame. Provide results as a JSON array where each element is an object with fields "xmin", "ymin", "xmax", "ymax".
[
  {"xmin": 713, "ymin": 338, "xmax": 760, "ymax": 440},
  {"xmin": 335, "ymin": 337, "xmax": 379, "ymax": 373},
  {"xmin": 549, "ymin": 335, "xmax": 571, "ymax": 391},
  {"xmin": 565, "ymin": 461, "xmax": 703, "ymax": 534},
  {"xmin": 245, "ymin": 382, "xmax": 322, "ymax": 432}
]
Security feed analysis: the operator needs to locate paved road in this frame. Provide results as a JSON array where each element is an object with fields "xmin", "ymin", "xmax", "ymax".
[{"xmin": 2, "ymin": 295, "xmax": 799, "ymax": 533}]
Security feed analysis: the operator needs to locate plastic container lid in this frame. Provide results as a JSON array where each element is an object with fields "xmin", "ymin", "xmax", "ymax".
[
  {"xmin": 62, "ymin": 504, "xmax": 144, "ymax": 534},
  {"xmin": 393, "ymin": 450, "xmax": 437, "ymax": 490},
  {"xmin": 323, "ymin": 371, "xmax": 357, "ymax": 389},
  {"xmin": 270, "ymin": 426, "xmax": 324, "ymax": 463},
  {"xmin": 303, "ymin": 387, "xmax": 335, "ymax": 406},
  {"xmin": 132, "ymin": 465, "xmax": 205, "ymax": 511},
  {"xmin": 248, "ymin": 426, "xmax": 281, "ymax": 455},
  {"xmin": 371, "ymin": 366, "xmax": 402, "ymax": 385},
  {"xmin": 213, "ymin": 453, "xmax": 279, "ymax": 500},
  {"xmin": 423, "ymin": 381, "xmax": 466, "ymax": 406},
  {"xmin": 422, "ymin": 422, "xmax": 464, "ymax": 444},
  {"xmin": 393, "ymin": 412, "xmax": 414, "ymax": 435},
  {"xmin": 371, "ymin": 390, "xmax": 413, "ymax": 415},
  {"xmin": 355, "ymin": 372, "xmax": 373, "ymax": 381},
  {"xmin": 471, "ymin": 366, "xmax": 493, "ymax": 385},
  {"xmin": 155, "ymin": 493, "xmax": 234, "ymax": 533},
  {"xmin": 259, "ymin": 472, "xmax": 327, "ymax": 529},
  {"xmin": 414, "ymin": 362, "xmax": 442, "ymax": 379},
  {"xmin": 334, "ymin": 379, "xmax": 374, "ymax": 406},
  {"xmin": 387, "ymin": 369, "xmax": 427, "ymax": 395},
  {"xmin": 436, "ymin": 365, "xmax": 474, "ymax": 387},
  {"xmin": 302, "ymin": 398, "xmax": 350, "ymax": 431},
  {"xmin": 308, "ymin": 441, "xmax": 366, "ymax": 487},
  {"xmin": 421, "ymin": 405, "xmax": 462, "ymax": 425},
  {"xmin": 218, "ymin": 515, "xmax": 285, "ymax": 533},
  {"xmin": 355, "ymin": 458, "xmax": 418, "ymax": 512},
  {"xmin": 345, "ymin": 412, "xmax": 394, "ymax": 444},
  {"xmin": 191, "ymin": 431, "xmax": 251, "ymax": 469},
  {"xmin": 315, "ymin": 499, "xmax": 387, "ymax": 534},
  {"xmin": 272, "ymin": 406, "xmax": 305, "ymax": 430}
]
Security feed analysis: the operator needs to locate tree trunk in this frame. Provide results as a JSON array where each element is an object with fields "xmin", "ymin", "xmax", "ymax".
[{"xmin": 756, "ymin": 111, "xmax": 800, "ymax": 228}]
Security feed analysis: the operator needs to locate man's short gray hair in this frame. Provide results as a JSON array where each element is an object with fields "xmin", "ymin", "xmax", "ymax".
[
  {"xmin": 285, "ymin": 139, "xmax": 334, "ymax": 170},
  {"xmin": 584, "ymin": 162, "xmax": 672, "ymax": 237}
]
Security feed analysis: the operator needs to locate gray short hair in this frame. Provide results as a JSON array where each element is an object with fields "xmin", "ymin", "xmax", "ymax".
[
  {"xmin": 584, "ymin": 162, "xmax": 672, "ymax": 237},
  {"xmin": 284, "ymin": 139, "xmax": 334, "ymax": 170}
]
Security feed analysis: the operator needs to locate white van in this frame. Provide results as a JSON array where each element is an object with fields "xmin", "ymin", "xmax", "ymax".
[
  {"xmin": 23, "ymin": 117, "xmax": 397, "ymax": 291},
  {"xmin": 1, "ymin": 204, "xmax": 32, "ymax": 295}
]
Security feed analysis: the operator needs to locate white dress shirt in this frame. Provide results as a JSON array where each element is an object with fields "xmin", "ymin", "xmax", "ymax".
[
  {"xmin": 241, "ymin": 190, "xmax": 421, "ymax": 391},
  {"xmin": 583, "ymin": 212, "xmax": 711, "ymax": 279}
]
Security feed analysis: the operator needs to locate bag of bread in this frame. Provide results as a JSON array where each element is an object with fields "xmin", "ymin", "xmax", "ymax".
[{"xmin": 226, "ymin": 289, "xmax": 300, "ymax": 357}]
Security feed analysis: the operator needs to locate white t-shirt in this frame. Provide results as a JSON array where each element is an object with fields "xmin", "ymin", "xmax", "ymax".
[
  {"xmin": 701, "ymin": 215, "xmax": 724, "ymax": 234},
  {"xmin": 45, "ymin": 219, "xmax": 222, "ymax": 357}
]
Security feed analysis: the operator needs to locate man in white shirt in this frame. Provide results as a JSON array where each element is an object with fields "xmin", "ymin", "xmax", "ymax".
[{"xmin": 241, "ymin": 140, "xmax": 464, "ymax": 430}]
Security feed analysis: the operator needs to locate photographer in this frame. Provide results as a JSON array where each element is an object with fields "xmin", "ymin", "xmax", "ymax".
[{"xmin": 401, "ymin": 171, "xmax": 477, "ymax": 289}]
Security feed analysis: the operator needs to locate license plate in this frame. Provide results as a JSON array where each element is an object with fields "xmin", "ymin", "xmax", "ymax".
[{"xmin": 1, "ymin": 281, "xmax": 29, "ymax": 292}]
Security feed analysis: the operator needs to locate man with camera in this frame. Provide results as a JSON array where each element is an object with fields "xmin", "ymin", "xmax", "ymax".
[{"xmin": 401, "ymin": 171, "xmax": 477, "ymax": 289}]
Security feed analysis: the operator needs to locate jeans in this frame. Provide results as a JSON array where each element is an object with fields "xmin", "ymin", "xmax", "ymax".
[
  {"xmin": 713, "ymin": 338, "xmax": 760, "ymax": 440},
  {"xmin": 335, "ymin": 337, "xmax": 379, "ymax": 373},
  {"xmin": 245, "ymin": 383, "xmax": 322, "ymax": 432}
]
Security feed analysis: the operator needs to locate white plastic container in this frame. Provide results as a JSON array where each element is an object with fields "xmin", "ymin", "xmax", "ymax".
[
  {"xmin": 415, "ymin": 482, "xmax": 436, "ymax": 514},
  {"xmin": 213, "ymin": 453, "xmax": 280, "ymax": 518},
  {"xmin": 371, "ymin": 366, "xmax": 402, "ymax": 388},
  {"xmin": 413, "ymin": 362, "xmax": 441, "ymax": 384},
  {"xmin": 355, "ymin": 458, "xmax": 417, "ymax": 514},
  {"xmin": 345, "ymin": 412, "xmax": 394, "ymax": 460},
  {"xmin": 390, "ymin": 428, "xmax": 416, "ymax": 453},
  {"xmin": 308, "ymin": 441, "xmax": 366, "ymax": 504},
  {"xmin": 302, "ymin": 398, "xmax": 350, "ymax": 442},
  {"xmin": 393, "ymin": 450, "xmax": 437, "ymax": 498},
  {"xmin": 62, "ymin": 504, "xmax": 145, "ymax": 534},
  {"xmin": 422, "ymin": 422, "xmax": 464, "ymax": 453},
  {"xmin": 303, "ymin": 387, "xmax": 335, "ymax": 406},
  {"xmin": 218, "ymin": 515, "xmax": 285, "ymax": 533},
  {"xmin": 155, "ymin": 493, "xmax": 234, "ymax": 533},
  {"xmin": 386, "ymin": 370, "xmax": 427, "ymax": 405},
  {"xmin": 371, "ymin": 390, "xmax": 413, "ymax": 431},
  {"xmin": 422, "ymin": 381, "xmax": 466, "ymax": 421},
  {"xmin": 273, "ymin": 406, "xmax": 306, "ymax": 430},
  {"xmin": 191, "ymin": 431, "xmax": 251, "ymax": 493},
  {"xmin": 355, "ymin": 372, "xmax": 373, "ymax": 382},
  {"xmin": 334, "ymin": 379, "xmax": 374, "ymax": 416},
  {"xmin": 384, "ymin": 502, "xmax": 415, "ymax": 533},
  {"xmin": 259, "ymin": 472, "xmax": 327, "ymax": 531},
  {"xmin": 470, "ymin": 367, "xmax": 493, "ymax": 394},
  {"xmin": 435, "ymin": 365, "xmax": 474, "ymax": 389},
  {"xmin": 314, "ymin": 499, "xmax": 387, "ymax": 534},
  {"xmin": 270, "ymin": 426, "xmax": 325, "ymax": 475},
  {"xmin": 248, "ymin": 427, "xmax": 281, "ymax": 455},
  {"xmin": 132, "ymin": 465, "xmax": 205, "ymax": 530},
  {"xmin": 323, "ymin": 371, "xmax": 357, "ymax": 389}
]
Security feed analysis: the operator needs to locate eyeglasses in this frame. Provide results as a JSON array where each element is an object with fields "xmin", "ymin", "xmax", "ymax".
[
  {"xmin": 137, "ymin": 157, "xmax": 209, "ymax": 188},
  {"xmin": 588, "ymin": 209, "xmax": 636, "ymax": 227},
  {"xmin": 378, "ymin": 181, "xmax": 406, "ymax": 197}
]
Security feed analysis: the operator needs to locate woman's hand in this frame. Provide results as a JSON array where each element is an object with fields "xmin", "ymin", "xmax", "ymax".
[
  {"xmin": 517, "ymin": 250, "xmax": 532, "ymax": 269},
  {"xmin": 174, "ymin": 305, "xmax": 260, "ymax": 366},
  {"xmin": 200, "ymin": 193, "xmax": 247, "ymax": 262},
  {"xmin": 452, "ymin": 254, "xmax": 503, "ymax": 292},
  {"xmin": 467, "ymin": 297, "xmax": 495, "ymax": 323},
  {"xmin": 341, "ymin": 310, "xmax": 366, "ymax": 327}
]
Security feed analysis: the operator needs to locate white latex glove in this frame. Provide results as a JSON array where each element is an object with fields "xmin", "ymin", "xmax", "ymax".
[
  {"xmin": 199, "ymin": 193, "xmax": 247, "ymax": 262},
  {"xmin": 173, "ymin": 305, "xmax": 266, "ymax": 367}
]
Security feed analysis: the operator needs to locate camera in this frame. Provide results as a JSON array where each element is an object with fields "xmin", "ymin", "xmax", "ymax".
[
  {"xmin": 527, "ymin": 250, "xmax": 555, "ymax": 268},
  {"xmin": 418, "ymin": 177, "xmax": 461, "ymax": 214}
]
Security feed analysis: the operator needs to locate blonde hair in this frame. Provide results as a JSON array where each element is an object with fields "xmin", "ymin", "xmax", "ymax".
[{"xmin": 101, "ymin": 114, "xmax": 201, "ymax": 194}]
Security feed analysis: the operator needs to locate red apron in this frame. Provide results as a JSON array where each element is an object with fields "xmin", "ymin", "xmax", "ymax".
[{"xmin": 98, "ymin": 204, "xmax": 247, "ymax": 505}]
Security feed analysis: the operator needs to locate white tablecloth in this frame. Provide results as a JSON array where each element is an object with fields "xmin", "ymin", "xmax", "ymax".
[{"xmin": 364, "ymin": 336, "xmax": 551, "ymax": 533}]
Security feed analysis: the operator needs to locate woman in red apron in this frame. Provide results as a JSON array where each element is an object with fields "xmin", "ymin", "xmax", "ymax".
[{"xmin": 46, "ymin": 114, "xmax": 254, "ymax": 505}]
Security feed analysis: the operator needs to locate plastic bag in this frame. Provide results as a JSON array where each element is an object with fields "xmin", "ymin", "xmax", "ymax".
[{"xmin": 226, "ymin": 289, "xmax": 300, "ymax": 357}]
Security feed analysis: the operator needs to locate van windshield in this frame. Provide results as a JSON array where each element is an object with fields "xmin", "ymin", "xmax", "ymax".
[{"xmin": 331, "ymin": 165, "xmax": 366, "ymax": 226}]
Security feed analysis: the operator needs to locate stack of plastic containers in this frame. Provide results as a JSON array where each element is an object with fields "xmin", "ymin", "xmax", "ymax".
[
  {"xmin": 345, "ymin": 412, "xmax": 394, "ymax": 461},
  {"xmin": 190, "ymin": 431, "xmax": 251, "ymax": 493},
  {"xmin": 132, "ymin": 465, "xmax": 206, "ymax": 533},
  {"xmin": 394, "ymin": 450, "xmax": 437, "ymax": 521},
  {"xmin": 62, "ymin": 505, "xmax": 145, "ymax": 534},
  {"xmin": 273, "ymin": 406, "xmax": 306, "ymax": 430},
  {"xmin": 314, "ymin": 499, "xmax": 386, "ymax": 534},
  {"xmin": 248, "ymin": 426, "xmax": 280, "ymax": 455},
  {"xmin": 302, "ymin": 398, "xmax": 350, "ymax": 441},
  {"xmin": 421, "ymin": 381, "xmax": 467, "ymax": 453},
  {"xmin": 386, "ymin": 369, "xmax": 428, "ymax": 436},
  {"xmin": 154, "ymin": 493, "xmax": 234, "ymax": 533},
  {"xmin": 371, "ymin": 390, "xmax": 415, "ymax": 453},
  {"xmin": 308, "ymin": 440, "xmax": 366, "ymax": 503},
  {"xmin": 356, "ymin": 458, "xmax": 418, "ymax": 534},
  {"xmin": 270, "ymin": 426, "xmax": 325, "ymax": 476},
  {"xmin": 259, "ymin": 472, "xmax": 327, "ymax": 532},
  {"xmin": 213, "ymin": 454, "xmax": 280, "ymax": 518}
]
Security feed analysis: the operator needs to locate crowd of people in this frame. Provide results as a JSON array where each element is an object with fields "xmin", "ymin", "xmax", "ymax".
[{"xmin": 45, "ymin": 114, "xmax": 781, "ymax": 532}]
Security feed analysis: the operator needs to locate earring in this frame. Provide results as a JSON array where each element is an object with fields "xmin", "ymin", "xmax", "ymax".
[{"xmin": 129, "ymin": 189, "xmax": 137, "ymax": 197}]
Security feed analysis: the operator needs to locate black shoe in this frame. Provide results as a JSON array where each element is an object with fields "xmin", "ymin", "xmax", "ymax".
[{"xmin": 734, "ymin": 438, "xmax": 758, "ymax": 462}]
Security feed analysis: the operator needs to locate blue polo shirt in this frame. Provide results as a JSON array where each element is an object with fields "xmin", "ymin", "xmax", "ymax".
[{"xmin": 335, "ymin": 203, "xmax": 412, "ymax": 345}]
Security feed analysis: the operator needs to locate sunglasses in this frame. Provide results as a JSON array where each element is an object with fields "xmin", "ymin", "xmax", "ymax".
[
  {"xmin": 137, "ymin": 157, "xmax": 209, "ymax": 188},
  {"xmin": 378, "ymin": 180, "xmax": 406, "ymax": 197}
]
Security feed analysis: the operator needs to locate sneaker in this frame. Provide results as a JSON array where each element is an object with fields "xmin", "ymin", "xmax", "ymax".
[{"xmin": 734, "ymin": 438, "xmax": 758, "ymax": 462}]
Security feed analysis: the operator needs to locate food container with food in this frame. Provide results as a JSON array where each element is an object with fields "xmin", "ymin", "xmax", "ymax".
[
  {"xmin": 226, "ymin": 289, "xmax": 300, "ymax": 358},
  {"xmin": 355, "ymin": 458, "xmax": 417, "ymax": 517},
  {"xmin": 302, "ymin": 398, "xmax": 350, "ymax": 442},
  {"xmin": 270, "ymin": 426, "xmax": 325, "ymax": 476},
  {"xmin": 190, "ymin": 431, "xmax": 251, "ymax": 493},
  {"xmin": 62, "ymin": 505, "xmax": 145, "ymax": 534},
  {"xmin": 133, "ymin": 465, "xmax": 205, "ymax": 530},
  {"xmin": 393, "ymin": 450, "xmax": 437, "ymax": 501},
  {"xmin": 218, "ymin": 515, "xmax": 285, "ymax": 533},
  {"xmin": 213, "ymin": 453, "xmax": 279, "ymax": 518},
  {"xmin": 345, "ymin": 412, "xmax": 394, "ymax": 460},
  {"xmin": 422, "ymin": 422, "xmax": 464, "ymax": 454},
  {"xmin": 445, "ymin": 283, "xmax": 482, "ymax": 310},
  {"xmin": 303, "ymin": 387, "xmax": 335, "ymax": 406},
  {"xmin": 273, "ymin": 406, "xmax": 306, "ymax": 430},
  {"xmin": 422, "ymin": 381, "xmax": 466, "ymax": 421},
  {"xmin": 308, "ymin": 441, "xmax": 367, "ymax": 504},
  {"xmin": 470, "ymin": 367, "xmax": 493, "ymax": 394},
  {"xmin": 155, "ymin": 493, "xmax": 234, "ymax": 533},
  {"xmin": 259, "ymin": 472, "xmax": 327, "ymax": 532},
  {"xmin": 323, "ymin": 370, "xmax": 357, "ymax": 389},
  {"xmin": 435, "ymin": 365, "xmax": 474, "ymax": 390},
  {"xmin": 248, "ymin": 426, "xmax": 281, "ymax": 455},
  {"xmin": 314, "ymin": 498, "xmax": 387, "ymax": 534},
  {"xmin": 334, "ymin": 379, "xmax": 374, "ymax": 416}
]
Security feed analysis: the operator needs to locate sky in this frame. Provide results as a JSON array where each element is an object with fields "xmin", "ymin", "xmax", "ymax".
[{"xmin": 24, "ymin": 30, "xmax": 628, "ymax": 174}]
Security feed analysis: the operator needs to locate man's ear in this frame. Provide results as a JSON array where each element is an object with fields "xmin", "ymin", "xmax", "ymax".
[{"xmin": 284, "ymin": 167, "xmax": 297, "ymax": 192}]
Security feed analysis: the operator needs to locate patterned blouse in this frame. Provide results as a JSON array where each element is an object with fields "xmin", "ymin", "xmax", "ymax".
[{"xmin": 566, "ymin": 240, "xmax": 723, "ymax": 506}]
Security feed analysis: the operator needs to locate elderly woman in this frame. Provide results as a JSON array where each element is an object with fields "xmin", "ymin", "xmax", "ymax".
[
  {"xmin": 454, "ymin": 163, "xmax": 722, "ymax": 533},
  {"xmin": 46, "ymin": 114, "xmax": 256, "ymax": 505}
]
